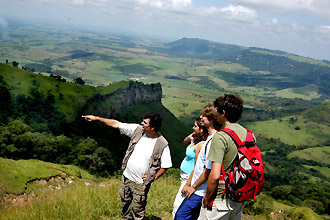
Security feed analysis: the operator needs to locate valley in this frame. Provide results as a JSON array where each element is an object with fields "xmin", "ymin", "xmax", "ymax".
[{"xmin": 0, "ymin": 19, "xmax": 329, "ymax": 219}]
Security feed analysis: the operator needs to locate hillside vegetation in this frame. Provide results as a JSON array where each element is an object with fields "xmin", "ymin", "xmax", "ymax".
[
  {"xmin": 0, "ymin": 63, "xmax": 129, "ymax": 121},
  {"xmin": 1, "ymin": 64, "xmax": 329, "ymax": 219},
  {"xmin": 0, "ymin": 64, "xmax": 190, "ymax": 174},
  {"xmin": 0, "ymin": 158, "xmax": 94, "ymax": 195},
  {"xmin": 0, "ymin": 20, "xmax": 329, "ymax": 219},
  {"xmin": 1, "ymin": 20, "xmax": 329, "ymax": 126},
  {"xmin": 0, "ymin": 158, "xmax": 324, "ymax": 220}
]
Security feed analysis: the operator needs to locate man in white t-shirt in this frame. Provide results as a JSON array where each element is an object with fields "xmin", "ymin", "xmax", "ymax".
[{"xmin": 83, "ymin": 112, "xmax": 172, "ymax": 220}]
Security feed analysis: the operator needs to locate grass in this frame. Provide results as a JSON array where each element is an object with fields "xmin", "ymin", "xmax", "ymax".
[
  {"xmin": 0, "ymin": 158, "xmax": 94, "ymax": 195},
  {"xmin": 303, "ymin": 165, "xmax": 330, "ymax": 179},
  {"xmin": 245, "ymin": 115, "xmax": 329, "ymax": 146},
  {"xmin": 162, "ymin": 87, "xmax": 217, "ymax": 117},
  {"xmin": 0, "ymin": 171, "xmax": 180, "ymax": 220},
  {"xmin": 270, "ymin": 200, "xmax": 324, "ymax": 220},
  {"xmin": 287, "ymin": 146, "xmax": 330, "ymax": 165},
  {"xmin": 1, "ymin": 174, "xmax": 325, "ymax": 220},
  {"xmin": 1, "ymin": 158, "xmax": 327, "ymax": 220},
  {"xmin": 0, "ymin": 179, "xmax": 123, "ymax": 220},
  {"xmin": 274, "ymin": 84, "xmax": 321, "ymax": 100},
  {"xmin": 287, "ymin": 145, "xmax": 330, "ymax": 181}
]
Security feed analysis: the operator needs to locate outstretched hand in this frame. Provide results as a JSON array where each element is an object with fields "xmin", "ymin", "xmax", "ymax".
[{"xmin": 82, "ymin": 115, "xmax": 96, "ymax": 121}]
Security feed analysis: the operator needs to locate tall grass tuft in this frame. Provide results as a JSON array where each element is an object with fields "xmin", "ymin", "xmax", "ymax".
[{"xmin": 1, "ymin": 174, "xmax": 181, "ymax": 220}]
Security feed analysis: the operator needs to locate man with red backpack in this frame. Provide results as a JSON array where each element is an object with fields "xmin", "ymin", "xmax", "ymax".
[{"xmin": 199, "ymin": 94, "xmax": 265, "ymax": 220}]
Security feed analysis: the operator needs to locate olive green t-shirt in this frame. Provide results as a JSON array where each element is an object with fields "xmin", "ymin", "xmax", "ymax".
[{"xmin": 207, "ymin": 123, "xmax": 256, "ymax": 192}]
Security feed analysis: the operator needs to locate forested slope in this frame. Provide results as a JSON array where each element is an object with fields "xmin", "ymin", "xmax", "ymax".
[{"xmin": 0, "ymin": 64, "xmax": 190, "ymax": 176}]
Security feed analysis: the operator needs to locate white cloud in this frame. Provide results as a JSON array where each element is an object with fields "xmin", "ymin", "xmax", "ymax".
[
  {"xmin": 220, "ymin": 4, "xmax": 258, "ymax": 22},
  {"xmin": 230, "ymin": 0, "xmax": 330, "ymax": 20},
  {"xmin": 314, "ymin": 25, "xmax": 330, "ymax": 44},
  {"xmin": 135, "ymin": 0, "xmax": 192, "ymax": 10},
  {"xmin": 73, "ymin": 0, "xmax": 84, "ymax": 5},
  {"xmin": 199, "ymin": 4, "xmax": 258, "ymax": 23}
]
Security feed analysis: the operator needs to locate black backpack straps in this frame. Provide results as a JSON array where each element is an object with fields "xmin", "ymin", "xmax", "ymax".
[
  {"xmin": 204, "ymin": 137, "xmax": 213, "ymax": 158},
  {"xmin": 220, "ymin": 128, "xmax": 244, "ymax": 148},
  {"xmin": 203, "ymin": 136, "xmax": 215, "ymax": 169}
]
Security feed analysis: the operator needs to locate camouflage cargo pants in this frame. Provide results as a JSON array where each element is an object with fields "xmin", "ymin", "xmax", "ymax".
[{"xmin": 119, "ymin": 175, "xmax": 150, "ymax": 220}]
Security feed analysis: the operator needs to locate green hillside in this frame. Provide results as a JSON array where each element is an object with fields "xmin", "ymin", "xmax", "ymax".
[
  {"xmin": 158, "ymin": 38, "xmax": 330, "ymax": 99},
  {"xmin": 0, "ymin": 64, "xmax": 190, "ymax": 174},
  {"xmin": 0, "ymin": 63, "xmax": 129, "ymax": 121},
  {"xmin": 244, "ymin": 101, "xmax": 330, "ymax": 146},
  {"xmin": 163, "ymin": 37, "xmax": 244, "ymax": 59},
  {"xmin": 1, "ymin": 20, "xmax": 330, "ymax": 218},
  {"xmin": 288, "ymin": 146, "xmax": 330, "ymax": 166},
  {"xmin": 0, "ymin": 157, "xmax": 94, "ymax": 194},
  {"xmin": 1, "ymin": 158, "xmax": 325, "ymax": 220},
  {"xmin": 1, "ymin": 20, "xmax": 329, "ymax": 133}
]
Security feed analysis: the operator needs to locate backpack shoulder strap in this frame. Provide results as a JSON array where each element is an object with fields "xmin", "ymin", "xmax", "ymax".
[
  {"xmin": 245, "ymin": 128, "xmax": 253, "ymax": 142},
  {"xmin": 220, "ymin": 128, "xmax": 244, "ymax": 148},
  {"xmin": 245, "ymin": 128, "xmax": 256, "ymax": 147},
  {"xmin": 204, "ymin": 136, "xmax": 213, "ymax": 155}
]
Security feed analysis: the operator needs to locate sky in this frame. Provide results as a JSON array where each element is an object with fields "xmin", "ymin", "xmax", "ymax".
[{"xmin": 1, "ymin": 0, "xmax": 330, "ymax": 61}]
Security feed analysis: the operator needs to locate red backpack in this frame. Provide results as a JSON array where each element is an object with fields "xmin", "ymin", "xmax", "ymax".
[{"xmin": 207, "ymin": 128, "xmax": 265, "ymax": 207}]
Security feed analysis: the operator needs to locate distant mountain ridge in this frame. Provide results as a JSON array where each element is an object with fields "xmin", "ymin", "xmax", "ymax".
[
  {"xmin": 163, "ymin": 37, "xmax": 244, "ymax": 59},
  {"xmin": 156, "ymin": 37, "xmax": 330, "ymax": 99}
]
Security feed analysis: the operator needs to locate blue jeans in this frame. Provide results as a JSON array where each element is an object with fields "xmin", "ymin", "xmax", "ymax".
[{"xmin": 175, "ymin": 194, "xmax": 203, "ymax": 220}]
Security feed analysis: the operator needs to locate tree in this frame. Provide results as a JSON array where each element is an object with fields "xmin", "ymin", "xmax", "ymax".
[
  {"xmin": 0, "ymin": 86, "xmax": 12, "ymax": 122},
  {"xmin": 271, "ymin": 185, "xmax": 293, "ymax": 200},
  {"xmin": 12, "ymin": 61, "xmax": 19, "ymax": 67},
  {"xmin": 74, "ymin": 77, "xmax": 85, "ymax": 85},
  {"xmin": 303, "ymin": 199, "xmax": 325, "ymax": 214}
]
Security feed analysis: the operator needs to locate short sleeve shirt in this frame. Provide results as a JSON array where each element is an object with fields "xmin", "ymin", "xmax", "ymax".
[
  {"xmin": 208, "ymin": 123, "xmax": 249, "ymax": 172},
  {"xmin": 119, "ymin": 122, "xmax": 172, "ymax": 183}
]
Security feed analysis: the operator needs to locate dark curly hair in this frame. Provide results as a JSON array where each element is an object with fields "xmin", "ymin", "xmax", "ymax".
[
  {"xmin": 143, "ymin": 112, "xmax": 162, "ymax": 132},
  {"xmin": 213, "ymin": 94, "xmax": 243, "ymax": 123},
  {"xmin": 195, "ymin": 117, "xmax": 209, "ymax": 141}
]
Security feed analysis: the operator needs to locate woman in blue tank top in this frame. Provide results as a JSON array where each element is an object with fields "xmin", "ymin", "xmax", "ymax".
[{"xmin": 172, "ymin": 117, "xmax": 208, "ymax": 217}]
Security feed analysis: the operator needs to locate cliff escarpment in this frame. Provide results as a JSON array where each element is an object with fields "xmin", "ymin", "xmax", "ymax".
[{"xmin": 83, "ymin": 81, "xmax": 162, "ymax": 118}]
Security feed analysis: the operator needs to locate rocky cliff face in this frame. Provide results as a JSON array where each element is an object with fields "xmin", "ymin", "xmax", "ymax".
[{"xmin": 84, "ymin": 81, "xmax": 162, "ymax": 118}]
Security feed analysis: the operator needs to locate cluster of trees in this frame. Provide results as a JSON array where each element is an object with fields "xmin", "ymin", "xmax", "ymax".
[
  {"xmin": 258, "ymin": 135, "xmax": 330, "ymax": 215},
  {"xmin": 50, "ymin": 73, "xmax": 67, "ymax": 82},
  {"xmin": 5, "ymin": 60, "xmax": 19, "ymax": 67},
  {"xmin": 0, "ymin": 120, "xmax": 115, "ymax": 176},
  {"xmin": 0, "ymin": 78, "xmax": 121, "ymax": 176}
]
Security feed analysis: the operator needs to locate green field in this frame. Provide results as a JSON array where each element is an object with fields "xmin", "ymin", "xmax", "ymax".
[
  {"xmin": 2, "ymin": 21, "xmax": 330, "ymax": 125},
  {"xmin": 288, "ymin": 146, "xmax": 330, "ymax": 165},
  {"xmin": 245, "ymin": 115, "xmax": 329, "ymax": 146}
]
